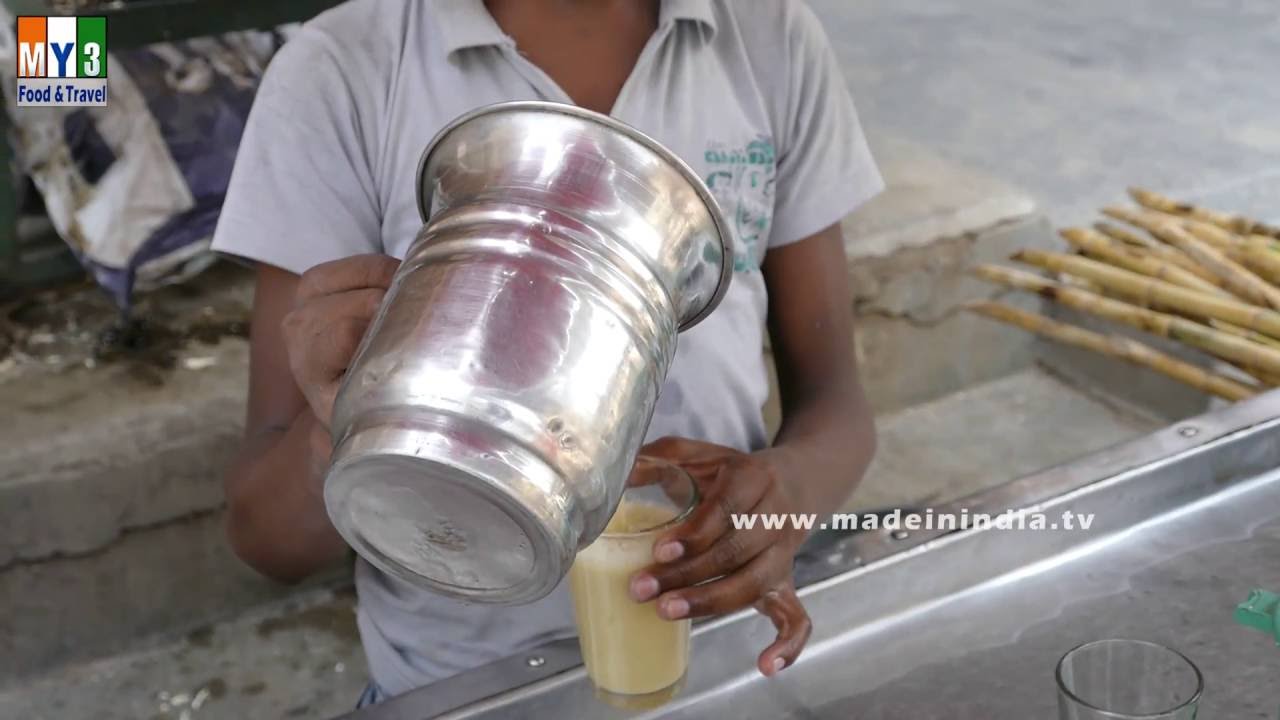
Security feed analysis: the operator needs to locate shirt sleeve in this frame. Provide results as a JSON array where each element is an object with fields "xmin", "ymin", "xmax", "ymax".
[
  {"xmin": 768, "ymin": 2, "xmax": 884, "ymax": 250},
  {"xmin": 211, "ymin": 28, "xmax": 381, "ymax": 275}
]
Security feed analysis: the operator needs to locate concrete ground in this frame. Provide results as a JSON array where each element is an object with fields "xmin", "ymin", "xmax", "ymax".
[
  {"xmin": 812, "ymin": 0, "xmax": 1280, "ymax": 227},
  {"xmin": 0, "ymin": 587, "xmax": 368, "ymax": 720},
  {"xmin": 850, "ymin": 367, "xmax": 1165, "ymax": 513}
]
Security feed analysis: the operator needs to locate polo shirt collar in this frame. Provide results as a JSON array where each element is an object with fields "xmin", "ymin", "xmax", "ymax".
[
  {"xmin": 660, "ymin": 0, "xmax": 717, "ymax": 36},
  {"xmin": 437, "ymin": 0, "xmax": 718, "ymax": 58},
  {"xmin": 436, "ymin": 0, "xmax": 511, "ymax": 56}
]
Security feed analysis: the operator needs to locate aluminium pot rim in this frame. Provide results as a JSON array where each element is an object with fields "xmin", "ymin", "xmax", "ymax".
[{"xmin": 414, "ymin": 100, "xmax": 734, "ymax": 333}]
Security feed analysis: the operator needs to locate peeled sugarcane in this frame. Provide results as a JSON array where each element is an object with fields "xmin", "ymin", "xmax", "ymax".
[
  {"xmin": 966, "ymin": 301, "xmax": 1255, "ymax": 401},
  {"xmin": 1129, "ymin": 187, "xmax": 1280, "ymax": 240},
  {"xmin": 1059, "ymin": 227, "xmax": 1228, "ymax": 296},
  {"xmin": 1094, "ymin": 222, "xmax": 1221, "ymax": 283},
  {"xmin": 972, "ymin": 264, "xmax": 1280, "ymax": 375},
  {"xmin": 1012, "ymin": 249, "xmax": 1280, "ymax": 338},
  {"xmin": 1103, "ymin": 205, "xmax": 1280, "ymax": 309}
]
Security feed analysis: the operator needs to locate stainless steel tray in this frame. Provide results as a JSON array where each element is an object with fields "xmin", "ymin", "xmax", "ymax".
[{"xmin": 344, "ymin": 391, "xmax": 1280, "ymax": 719}]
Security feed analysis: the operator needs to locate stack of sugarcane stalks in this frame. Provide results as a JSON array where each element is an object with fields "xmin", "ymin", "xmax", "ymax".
[{"xmin": 968, "ymin": 188, "xmax": 1280, "ymax": 401}]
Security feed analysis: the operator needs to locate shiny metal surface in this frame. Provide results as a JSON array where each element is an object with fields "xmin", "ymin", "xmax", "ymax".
[
  {"xmin": 417, "ymin": 101, "xmax": 733, "ymax": 330},
  {"xmin": 341, "ymin": 391, "xmax": 1280, "ymax": 719},
  {"xmin": 324, "ymin": 101, "xmax": 731, "ymax": 605}
]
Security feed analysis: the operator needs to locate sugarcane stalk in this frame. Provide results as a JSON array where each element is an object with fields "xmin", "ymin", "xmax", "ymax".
[
  {"xmin": 966, "ymin": 301, "xmax": 1255, "ymax": 401},
  {"xmin": 1245, "ymin": 235, "xmax": 1280, "ymax": 253},
  {"xmin": 1192, "ymin": 229, "xmax": 1280, "ymax": 285},
  {"xmin": 1103, "ymin": 206, "xmax": 1280, "ymax": 309},
  {"xmin": 1238, "ymin": 364, "xmax": 1280, "ymax": 388},
  {"xmin": 1129, "ymin": 187, "xmax": 1280, "ymax": 240},
  {"xmin": 1094, "ymin": 220, "xmax": 1159, "ymax": 249},
  {"xmin": 1059, "ymin": 227, "xmax": 1229, "ymax": 297},
  {"xmin": 1011, "ymin": 249, "xmax": 1280, "ymax": 338},
  {"xmin": 1203, "ymin": 359, "xmax": 1268, "ymax": 390},
  {"xmin": 1094, "ymin": 222, "xmax": 1221, "ymax": 283},
  {"xmin": 972, "ymin": 264, "xmax": 1280, "ymax": 374},
  {"xmin": 1207, "ymin": 319, "xmax": 1280, "ymax": 349},
  {"xmin": 1059, "ymin": 274, "xmax": 1105, "ymax": 294},
  {"xmin": 1238, "ymin": 244, "xmax": 1280, "ymax": 286},
  {"xmin": 1173, "ymin": 219, "xmax": 1280, "ymax": 287},
  {"xmin": 1179, "ymin": 217, "xmax": 1243, "ymax": 251},
  {"xmin": 1092, "ymin": 218, "xmax": 1275, "ymax": 340}
]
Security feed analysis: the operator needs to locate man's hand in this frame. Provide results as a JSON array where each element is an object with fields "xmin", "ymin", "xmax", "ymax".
[
  {"xmin": 628, "ymin": 437, "xmax": 814, "ymax": 678},
  {"xmin": 281, "ymin": 254, "xmax": 400, "ymax": 429}
]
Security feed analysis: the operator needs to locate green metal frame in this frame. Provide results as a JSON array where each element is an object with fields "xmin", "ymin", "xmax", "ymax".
[{"xmin": 0, "ymin": 0, "xmax": 344, "ymax": 296}]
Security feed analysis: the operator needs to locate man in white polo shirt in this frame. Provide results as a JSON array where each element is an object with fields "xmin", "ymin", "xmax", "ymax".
[{"xmin": 212, "ymin": 0, "xmax": 882, "ymax": 705}]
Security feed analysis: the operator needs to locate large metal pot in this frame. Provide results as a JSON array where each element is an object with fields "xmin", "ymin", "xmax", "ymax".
[{"xmin": 323, "ymin": 101, "xmax": 732, "ymax": 604}]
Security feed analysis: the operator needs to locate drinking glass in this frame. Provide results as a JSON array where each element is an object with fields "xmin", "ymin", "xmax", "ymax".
[
  {"xmin": 1057, "ymin": 639, "xmax": 1203, "ymax": 719},
  {"xmin": 569, "ymin": 457, "xmax": 699, "ymax": 709}
]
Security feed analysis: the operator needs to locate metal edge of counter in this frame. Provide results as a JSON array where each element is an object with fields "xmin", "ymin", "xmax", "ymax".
[{"xmin": 339, "ymin": 390, "xmax": 1280, "ymax": 720}]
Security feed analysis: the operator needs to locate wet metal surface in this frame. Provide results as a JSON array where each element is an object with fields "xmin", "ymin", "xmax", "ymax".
[{"xmin": 809, "ymin": 491, "xmax": 1280, "ymax": 719}]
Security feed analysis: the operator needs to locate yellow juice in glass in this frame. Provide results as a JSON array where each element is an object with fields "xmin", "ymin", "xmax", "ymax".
[{"xmin": 569, "ymin": 461, "xmax": 697, "ymax": 706}]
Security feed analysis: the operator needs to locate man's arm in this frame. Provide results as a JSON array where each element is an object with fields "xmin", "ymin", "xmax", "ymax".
[
  {"xmin": 224, "ymin": 257, "xmax": 397, "ymax": 583},
  {"xmin": 224, "ymin": 264, "xmax": 342, "ymax": 583},
  {"xmin": 762, "ymin": 222, "xmax": 875, "ymax": 515}
]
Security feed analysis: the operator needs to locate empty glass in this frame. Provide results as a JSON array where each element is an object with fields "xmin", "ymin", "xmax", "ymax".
[{"xmin": 1056, "ymin": 639, "xmax": 1203, "ymax": 719}]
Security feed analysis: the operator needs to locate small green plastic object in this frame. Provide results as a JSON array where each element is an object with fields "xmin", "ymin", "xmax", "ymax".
[{"xmin": 1235, "ymin": 589, "xmax": 1280, "ymax": 645}]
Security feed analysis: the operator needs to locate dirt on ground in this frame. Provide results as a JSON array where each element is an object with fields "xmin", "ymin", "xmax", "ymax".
[{"xmin": 0, "ymin": 262, "xmax": 253, "ymax": 386}]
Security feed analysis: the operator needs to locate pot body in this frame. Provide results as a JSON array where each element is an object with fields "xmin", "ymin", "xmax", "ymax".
[{"xmin": 325, "ymin": 102, "xmax": 731, "ymax": 604}]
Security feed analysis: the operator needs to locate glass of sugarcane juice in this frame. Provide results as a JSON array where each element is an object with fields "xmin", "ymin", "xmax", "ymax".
[{"xmin": 569, "ymin": 457, "xmax": 699, "ymax": 708}]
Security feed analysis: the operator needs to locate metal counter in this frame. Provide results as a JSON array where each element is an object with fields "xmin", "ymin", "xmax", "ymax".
[{"xmin": 344, "ymin": 393, "xmax": 1280, "ymax": 719}]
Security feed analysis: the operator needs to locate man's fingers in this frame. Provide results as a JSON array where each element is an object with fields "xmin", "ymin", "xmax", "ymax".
[
  {"xmin": 290, "ymin": 310, "xmax": 374, "ymax": 380},
  {"xmin": 283, "ymin": 288, "xmax": 385, "ymax": 379},
  {"xmin": 653, "ymin": 547, "xmax": 783, "ymax": 620},
  {"xmin": 282, "ymin": 288, "xmax": 386, "ymax": 423},
  {"xmin": 288, "ymin": 316, "xmax": 365, "ymax": 425},
  {"xmin": 641, "ymin": 436, "xmax": 741, "ymax": 471},
  {"xmin": 658, "ymin": 490, "xmax": 730, "ymax": 559},
  {"xmin": 635, "ymin": 524, "xmax": 772, "ymax": 599},
  {"xmin": 294, "ymin": 254, "xmax": 399, "ymax": 305},
  {"xmin": 654, "ymin": 461, "xmax": 768, "ymax": 561},
  {"xmin": 755, "ymin": 586, "xmax": 812, "ymax": 676}
]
